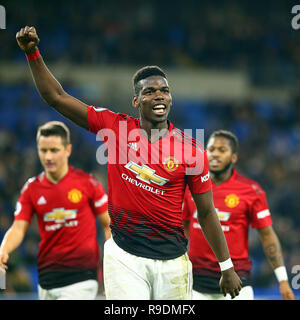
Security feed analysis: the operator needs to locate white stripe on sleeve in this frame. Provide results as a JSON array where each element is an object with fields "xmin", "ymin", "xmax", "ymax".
[
  {"xmin": 257, "ymin": 209, "xmax": 271, "ymax": 219},
  {"xmin": 94, "ymin": 194, "xmax": 108, "ymax": 207},
  {"xmin": 93, "ymin": 107, "xmax": 107, "ymax": 112}
]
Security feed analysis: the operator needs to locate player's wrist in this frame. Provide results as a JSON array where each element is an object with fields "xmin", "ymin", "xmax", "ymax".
[
  {"xmin": 274, "ymin": 266, "xmax": 288, "ymax": 282},
  {"xmin": 219, "ymin": 258, "xmax": 234, "ymax": 272},
  {"xmin": 25, "ymin": 47, "xmax": 40, "ymax": 60}
]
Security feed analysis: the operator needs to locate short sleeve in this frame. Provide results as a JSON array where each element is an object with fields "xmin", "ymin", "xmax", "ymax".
[
  {"xmin": 249, "ymin": 184, "xmax": 273, "ymax": 229},
  {"xmin": 89, "ymin": 175, "xmax": 108, "ymax": 216},
  {"xmin": 187, "ymin": 150, "xmax": 212, "ymax": 194},
  {"xmin": 87, "ymin": 106, "xmax": 118, "ymax": 134},
  {"xmin": 14, "ymin": 180, "xmax": 34, "ymax": 223}
]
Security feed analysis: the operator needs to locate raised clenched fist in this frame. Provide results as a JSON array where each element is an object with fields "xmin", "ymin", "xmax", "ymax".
[{"xmin": 16, "ymin": 26, "xmax": 40, "ymax": 54}]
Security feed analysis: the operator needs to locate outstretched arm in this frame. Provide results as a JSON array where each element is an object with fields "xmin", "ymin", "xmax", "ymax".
[
  {"xmin": 257, "ymin": 226, "xmax": 295, "ymax": 300},
  {"xmin": 192, "ymin": 190, "xmax": 242, "ymax": 299},
  {"xmin": 16, "ymin": 26, "xmax": 89, "ymax": 129},
  {"xmin": 0, "ymin": 220, "xmax": 30, "ymax": 270}
]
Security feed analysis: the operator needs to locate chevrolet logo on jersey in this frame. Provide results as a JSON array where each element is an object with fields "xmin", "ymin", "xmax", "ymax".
[
  {"xmin": 44, "ymin": 208, "xmax": 77, "ymax": 223},
  {"xmin": 193, "ymin": 208, "xmax": 231, "ymax": 221},
  {"xmin": 216, "ymin": 209, "xmax": 231, "ymax": 221},
  {"xmin": 125, "ymin": 161, "xmax": 169, "ymax": 186}
]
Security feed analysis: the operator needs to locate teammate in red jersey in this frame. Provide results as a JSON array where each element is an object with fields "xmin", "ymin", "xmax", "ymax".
[
  {"xmin": 0, "ymin": 121, "xmax": 111, "ymax": 300},
  {"xmin": 183, "ymin": 130, "xmax": 295, "ymax": 300},
  {"xmin": 14, "ymin": 26, "xmax": 242, "ymax": 299}
]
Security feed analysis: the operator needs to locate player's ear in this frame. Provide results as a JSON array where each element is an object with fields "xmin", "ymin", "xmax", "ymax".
[
  {"xmin": 232, "ymin": 153, "xmax": 238, "ymax": 164},
  {"xmin": 132, "ymin": 95, "xmax": 139, "ymax": 109},
  {"xmin": 66, "ymin": 144, "xmax": 72, "ymax": 157}
]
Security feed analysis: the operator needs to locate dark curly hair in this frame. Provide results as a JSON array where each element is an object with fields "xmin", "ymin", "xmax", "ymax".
[{"xmin": 132, "ymin": 66, "xmax": 167, "ymax": 95}]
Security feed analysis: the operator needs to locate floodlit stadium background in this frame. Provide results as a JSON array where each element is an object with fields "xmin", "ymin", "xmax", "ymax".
[{"xmin": 0, "ymin": 0, "xmax": 299, "ymax": 300}]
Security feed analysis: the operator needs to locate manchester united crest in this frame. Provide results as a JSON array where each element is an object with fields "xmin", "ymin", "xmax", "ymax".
[
  {"xmin": 68, "ymin": 189, "xmax": 83, "ymax": 203},
  {"xmin": 224, "ymin": 193, "xmax": 240, "ymax": 208},
  {"xmin": 163, "ymin": 156, "xmax": 179, "ymax": 172}
]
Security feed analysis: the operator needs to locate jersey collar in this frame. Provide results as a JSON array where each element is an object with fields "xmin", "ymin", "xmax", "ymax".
[
  {"xmin": 137, "ymin": 119, "xmax": 174, "ymax": 143},
  {"xmin": 41, "ymin": 165, "xmax": 73, "ymax": 186},
  {"xmin": 212, "ymin": 168, "xmax": 237, "ymax": 187}
]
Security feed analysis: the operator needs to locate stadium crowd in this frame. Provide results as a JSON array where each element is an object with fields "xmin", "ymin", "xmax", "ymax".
[{"xmin": 1, "ymin": 0, "xmax": 299, "ymax": 86}]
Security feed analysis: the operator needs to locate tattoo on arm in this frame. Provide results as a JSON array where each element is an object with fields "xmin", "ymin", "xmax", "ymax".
[{"xmin": 264, "ymin": 242, "xmax": 284, "ymax": 268}]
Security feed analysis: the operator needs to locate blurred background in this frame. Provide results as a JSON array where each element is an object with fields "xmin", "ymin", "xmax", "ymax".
[{"xmin": 0, "ymin": 0, "xmax": 299, "ymax": 299}]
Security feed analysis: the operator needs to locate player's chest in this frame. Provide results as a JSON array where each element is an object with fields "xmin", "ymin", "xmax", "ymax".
[
  {"xmin": 32, "ymin": 184, "xmax": 89, "ymax": 216},
  {"xmin": 123, "ymin": 136, "xmax": 188, "ymax": 182},
  {"xmin": 211, "ymin": 188, "xmax": 250, "ymax": 224}
]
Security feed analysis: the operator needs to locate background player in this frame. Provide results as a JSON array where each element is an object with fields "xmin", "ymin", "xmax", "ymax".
[
  {"xmin": 14, "ymin": 25, "xmax": 242, "ymax": 300},
  {"xmin": 183, "ymin": 130, "xmax": 295, "ymax": 300},
  {"xmin": 0, "ymin": 121, "xmax": 111, "ymax": 300}
]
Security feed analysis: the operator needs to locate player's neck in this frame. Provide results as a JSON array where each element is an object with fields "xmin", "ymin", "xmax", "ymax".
[
  {"xmin": 46, "ymin": 165, "xmax": 69, "ymax": 184},
  {"xmin": 140, "ymin": 118, "xmax": 169, "ymax": 142},
  {"xmin": 211, "ymin": 168, "xmax": 233, "ymax": 185}
]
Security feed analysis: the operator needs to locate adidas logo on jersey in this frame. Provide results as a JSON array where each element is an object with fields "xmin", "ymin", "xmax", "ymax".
[
  {"xmin": 128, "ymin": 142, "xmax": 138, "ymax": 151},
  {"xmin": 37, "ymin": 196, "xmax": 47, "ymax": 205}
]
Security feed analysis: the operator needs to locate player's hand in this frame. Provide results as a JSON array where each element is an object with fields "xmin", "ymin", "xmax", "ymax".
[
  {"xmin": 0, "ymin": 251, "xmax": 9, "ymax": 270},
  {"xmin": 279, "ymin": 280, "xmax": 295, "ymax": 300},
  {"xmin": 16, "ymin": 26, "xmax": 40, "ymax": 54},
  {"xmin": 219, "ymin": 268, "xmax": 242, "ymax": 299}
]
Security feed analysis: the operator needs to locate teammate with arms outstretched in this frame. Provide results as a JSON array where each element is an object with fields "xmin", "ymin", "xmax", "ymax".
[{"xmin": 0, "ymin": 121, "xmax": 111, "ymax": 300}]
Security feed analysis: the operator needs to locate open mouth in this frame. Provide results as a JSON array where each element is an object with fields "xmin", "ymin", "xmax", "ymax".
[
  {"xmin": 152, "ymin": 104, "xmax": 166, "ymax": 115},
  {"xmin": 209, "ymin": 159, "xmax": 221, "ymax": 167}
]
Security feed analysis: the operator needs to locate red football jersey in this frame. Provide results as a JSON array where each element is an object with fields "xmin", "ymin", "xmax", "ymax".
[
  {"xmin": 182, "ymin": 169, "xmax": 272, "ymax": 278},
  {"xmin": 14, "ymin": 166, "xmax": 108, "ymax": 288},
  {"xmin": 87, "ymin": 106, "xmax": 212, "ymax": 259}
]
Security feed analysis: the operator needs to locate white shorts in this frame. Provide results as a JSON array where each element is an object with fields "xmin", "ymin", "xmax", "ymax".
[
  {"xmin": 103, "ymin": 237, "xmax": 193, "ymax": 300},
  {"xmin": 38, "ymin": 279, "xmax": 98, "ymax": 300},
  {"xmin": 192, "ymin": 285, "xmax": 254, "ymax": 300}
]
